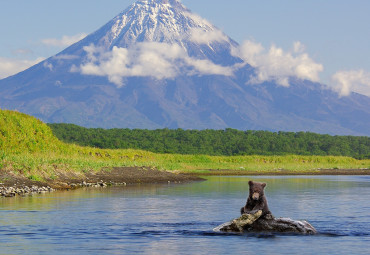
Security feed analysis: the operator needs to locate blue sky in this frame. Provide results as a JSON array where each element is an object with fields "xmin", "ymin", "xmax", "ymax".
[{"xmin": 1, "ymin": 0, "xmax": 370, "ymax": 96}]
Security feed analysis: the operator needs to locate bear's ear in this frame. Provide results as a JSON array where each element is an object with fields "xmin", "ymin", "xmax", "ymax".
[
  {"xmin": 262, "ymin": 183, "xmax": 267, "ymax": 188},
  {"xmin": 248, "ymin": 180, "xmax": 254, "ymax": 186}
]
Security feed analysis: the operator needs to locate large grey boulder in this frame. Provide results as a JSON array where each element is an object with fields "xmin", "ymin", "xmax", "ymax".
[{"xmin": 214, "ymin": 210, "xmax": 317, "ymax": 234}]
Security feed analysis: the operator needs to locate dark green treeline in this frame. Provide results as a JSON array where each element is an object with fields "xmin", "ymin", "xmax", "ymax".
[{"xmin": 48, "ymin": 124, "xmax": 370, "ymax": 159}]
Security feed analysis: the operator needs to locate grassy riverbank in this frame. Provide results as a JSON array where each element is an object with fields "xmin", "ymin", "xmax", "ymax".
[{"xmin": 1, "ymin": 109, "xmax": 369, "ymax": 185}]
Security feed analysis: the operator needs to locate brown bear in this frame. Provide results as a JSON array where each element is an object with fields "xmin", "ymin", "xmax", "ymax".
[{"xmin": 240, "ymin": 180, "xmax": 271, "ymax": 217}]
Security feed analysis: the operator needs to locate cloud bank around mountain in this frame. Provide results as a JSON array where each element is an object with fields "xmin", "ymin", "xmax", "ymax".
[
  {"xmin": 331, "ymin": 70, "xmax": 370, "ymax": 97},
  {"xmin": 78, "ymin": 38, "xmax": 325, "ymax": 89},
  {"xmin": 76, "ymin": 39, "xmax": 370, "ymax": 98},
  {"xmin": 78, "ymin": 42, "xmax": 233, "ymax": 87},
  {"xmin": 3, "ymin": 33, "xmax": 368, "ymax": 98},
  {"xmin": 233, "ymin": 40, "xmax": 324, "ymax": 87}
]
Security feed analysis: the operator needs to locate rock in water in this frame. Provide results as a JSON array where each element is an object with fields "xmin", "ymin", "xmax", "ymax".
[{"xmin": 214, "ymin": 210, "xmax": 317, "ymax": 234}]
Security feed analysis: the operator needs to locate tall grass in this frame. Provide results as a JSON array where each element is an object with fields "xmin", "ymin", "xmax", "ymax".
[{"xmin": 1, "ymin": 109, "xmax": 369, "ymax": 180}]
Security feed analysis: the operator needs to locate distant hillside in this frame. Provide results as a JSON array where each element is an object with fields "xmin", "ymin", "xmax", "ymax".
[
  {"xmin": 48, "ymin": 123, "xmax": 370, "ymax": 159},
  {"xmin": 0, "ymin": 109, "xmax": 368, "ymax": 181}
]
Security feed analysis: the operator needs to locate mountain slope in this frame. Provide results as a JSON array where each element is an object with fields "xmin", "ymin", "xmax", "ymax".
[{"xmin": 0, "ymin": 0, "xmax": 369, "ymax": 135}]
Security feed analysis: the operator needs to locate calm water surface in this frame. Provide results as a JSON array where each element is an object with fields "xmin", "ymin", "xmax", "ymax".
[{"xmin": 1, "ymin": 176, "xmax": 369, "ymax": 254}]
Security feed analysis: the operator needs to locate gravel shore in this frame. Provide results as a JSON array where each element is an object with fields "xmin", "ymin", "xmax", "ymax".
[{"xmin": 0, "ymin": 167, "xmax": 204, "ymax": 197}]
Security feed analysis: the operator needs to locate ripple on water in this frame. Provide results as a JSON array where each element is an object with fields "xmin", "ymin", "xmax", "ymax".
[{"xmin": 0, "ymin": 176, "xmax": 369, "ymax": 255}]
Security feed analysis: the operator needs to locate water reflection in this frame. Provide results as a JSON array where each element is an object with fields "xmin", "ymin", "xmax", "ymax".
[{"xmin": 1, "ymin": 176, "xmax": 369, "ymax": 255}]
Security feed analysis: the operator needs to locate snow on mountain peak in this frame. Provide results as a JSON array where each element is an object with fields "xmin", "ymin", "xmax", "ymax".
[
  {"xmin": 69, "ymin": 0, "xmax": 240, "ymax": 86},
  {"xmin": 94, "ymin": 0, "xmax": 231, "ymax": 49},
  {"xmin": 137, "ymin": 0, "xmax": 186, "ymax": 9}
]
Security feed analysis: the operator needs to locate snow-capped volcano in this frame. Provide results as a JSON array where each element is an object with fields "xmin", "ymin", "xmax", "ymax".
[
  {"xmin": 99, "ymin": 0, "xmax": 226, "ymax": 46},
  {"xmin": 0, "ymin": 0, "xmax": 369, "ymax": 135},
  {"xmin": 86, "ymin": 0, "xmax": 236, "ymax": 52},
  {"xmin": 62, "ymin": 0, "xmax": 240, "ymax": 86}
]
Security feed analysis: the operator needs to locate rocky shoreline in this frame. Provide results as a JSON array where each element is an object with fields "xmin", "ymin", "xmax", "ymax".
[
  {"xmin": 0, "ymin": 181, "xmax": 122, "ymax": 197},
  {"xmin": 1, "ymin": 185, "xmax": 55, "ymax": 197},
  {"xmin": 0, "ymin": 167, "xmax": 204, "ymax": 198}
]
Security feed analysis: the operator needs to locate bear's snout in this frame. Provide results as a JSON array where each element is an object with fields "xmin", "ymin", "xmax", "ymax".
[{"xmin": 252, "ymin": 192, "xmax": 260, "ymax": 200}]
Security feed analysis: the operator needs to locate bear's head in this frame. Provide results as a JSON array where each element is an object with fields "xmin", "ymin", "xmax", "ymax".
[{"xmin": 248, "ymin": 180, "xmax": 266, "ymax": 201}]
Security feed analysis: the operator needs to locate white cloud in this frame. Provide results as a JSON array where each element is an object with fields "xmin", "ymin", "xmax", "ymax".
[
  {"xmin": 231, "ymin": 40, "xmax": 263, "ymax": 67},
  {"xmin": 79, "ymin": 42, "xmax": 233, "ymax": 87},
  {"xmin": 78, "ymin": 40, "xmax": 326, "ymax": 89},
  {"xmin": 43, "ymin": 61, "xmax": 53, "ymax": 71},
  {"xmin": 0, "ymin": 57, "xmax": 44, "ymax": 79},
  {"xmin": 293, "ymin": 41, "xmax": 305, "ymax": 53},
  {"xmin": 233, "ymin": 40, "xmax": 323, "ymax": 86},
  {"xmin": 12, "ymin": 48, "xmax": 34, "ymax": 56},
  {"xmin": 53, "ymin": 54, "xmax": 80, "ymax": 60},
  {"xmin": 41, "ymin": 33, "xmax": 87, "ymax": 47},
  {"xmin": 185, "ymin": 58, "xmax": 233, "ymax": 76},
  {"xmin": 189, "ymin": 28, "xmax": 229, "ymax": 44},
  {"xmin": 331, "ymin": 70, "xmax": 370, "ymax": 97},
  {"xmin": 183, "ymin": 11, "xmax": 213, "ymax": 28}
]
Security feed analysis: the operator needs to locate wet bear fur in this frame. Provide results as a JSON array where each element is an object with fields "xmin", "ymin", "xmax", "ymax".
[{"xmin": 240, "ymin": 180, "xmax": 271, "ymax": 218}]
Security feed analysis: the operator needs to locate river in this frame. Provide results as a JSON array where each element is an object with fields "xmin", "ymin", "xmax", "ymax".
[{"xmin": 1, "ymin": 176, "xmax": 369, "ymax": 254}]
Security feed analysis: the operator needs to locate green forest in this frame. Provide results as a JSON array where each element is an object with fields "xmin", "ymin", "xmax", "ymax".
[{"xmin": 48, "ymin": 124, "xmax": 370, "ymax": 159}]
